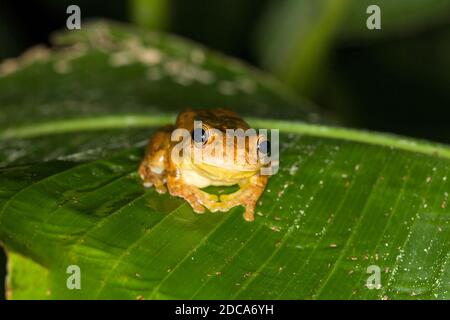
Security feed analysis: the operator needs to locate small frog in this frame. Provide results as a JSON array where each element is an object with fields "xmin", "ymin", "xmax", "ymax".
[{"xmin": 138, "ymin": 108, "xmax": 270, "ymax": 221}]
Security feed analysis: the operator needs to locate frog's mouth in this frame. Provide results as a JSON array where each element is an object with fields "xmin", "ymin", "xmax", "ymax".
[{"xmin": 194, "ymin": 162, "xmax": 261, "ymax": 181}]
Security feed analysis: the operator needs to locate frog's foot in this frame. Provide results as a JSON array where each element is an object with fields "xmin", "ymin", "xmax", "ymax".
[
  {"xmin": 190, "ymin": 188, "xmax": 220, "ymax": 210},
  {"xmin": 139, "ymin": 161, "xmax": 167, "ymax": 194},
  {"xmin": 167, "ymin": 177, "xmax": 219, "ymax": 214},
  {"xmin": 219, "ymin": 188, "xmax": 258, "ymax": 221},
  {"xmin": 219, "ymin": 175, "xmax": 268, "ymax": 221}
]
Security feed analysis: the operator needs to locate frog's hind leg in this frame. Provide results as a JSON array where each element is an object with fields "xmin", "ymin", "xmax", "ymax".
[
  {"xmin": 139, "ymin": 125, "xmax": 174, "ymax": 194},
  {"xmin": 219, "ymin": 175, "xmax": 268, "ymax": 221}
]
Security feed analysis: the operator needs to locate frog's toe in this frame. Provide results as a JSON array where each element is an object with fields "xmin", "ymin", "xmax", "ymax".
[
  {"xmin": 155, "ymin": 184, "xmax": 167, "ymax": 194},
  {"xmin": 243, "ymin": 207, "xmax": 255, "ymax": 222},
  {"xmin": 183, "ymin": 197, "xmax": 206, "ymax": 214},
  {"xmin": 143, "ymin": 181, "xmax": 153, "ymax": 188},
  {"xmin": 192, "ymin": 204, "xmax": 206, "ymax": 214},
  {"xmin": 204, "ymin": 201, "xmax": 226, "ymax": 213}
]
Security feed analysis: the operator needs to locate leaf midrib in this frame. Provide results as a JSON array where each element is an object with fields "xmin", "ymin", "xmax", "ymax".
[{"xmin": 1, "ymin": 114, "xmax": 450, "ymax": 160}]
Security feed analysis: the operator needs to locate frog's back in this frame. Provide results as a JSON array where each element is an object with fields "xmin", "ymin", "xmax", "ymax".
[{"xmin": 177, "ymin": 108, "xmax": 250, "ymax": 132}]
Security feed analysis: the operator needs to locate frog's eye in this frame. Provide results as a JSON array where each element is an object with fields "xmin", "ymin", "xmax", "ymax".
[
  {"xmin": 192, "ymin": 128, "xmax": 209, "ymax": 145},
  {"xmin": 258, "ymin": 140, "xmax": 271, "ymax": 156}
]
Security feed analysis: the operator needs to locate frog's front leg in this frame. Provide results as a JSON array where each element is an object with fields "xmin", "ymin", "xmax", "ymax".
[
  {"xmin": 166, "ymin": 174, "xmax": 219, "ymax": 214},
  {"xmin": 139, "ymin": 162, "xmax": 167, "ymax": 194},
  {"xmin": 219, "ymin": 175, "xmax": 268, "ymax": 221}
]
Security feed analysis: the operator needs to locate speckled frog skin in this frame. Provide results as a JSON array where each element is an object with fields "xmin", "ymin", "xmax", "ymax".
[{"xmin": 138, "ymin": 108, "xmax": 269, "ymax": 221}]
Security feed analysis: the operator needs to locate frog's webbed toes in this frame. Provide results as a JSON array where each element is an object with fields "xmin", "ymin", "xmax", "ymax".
[
  {"xmin": 167, "ymin": 182, "xmax": 207, "ymax": 213},
  {"xmin": 206, "ymin": 202, "xmax": 231, "ymax": 212},
  {"xmin": 166, "ymin": 176, "xmax": 265, "ymax": 221},
  {"xmin": 176, "ymin": 190, "xmax": 206, "ymax": 213},
  {"xmin": 186, "ymin": 196, "xmax": 207, "ymax": 214},
  {"xmin": 218, "ymin": 180, "xmax": 265, "ymax": 221},
  {"xmin": 218, "ymin": 192, "xmax": 257, "ymax": 221},
  {"xmin": 192, "ymin": 190, "xmax": 221, "ymax": 212}
]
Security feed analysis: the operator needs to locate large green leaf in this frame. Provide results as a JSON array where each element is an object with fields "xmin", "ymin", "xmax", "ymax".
[
  {"xmin": 1, "ymin": 21, "xmax": 450, "ymax": 300},
  {"xmin": 0, "ymin": 20, "xmax": 319, "ymax": 133}
]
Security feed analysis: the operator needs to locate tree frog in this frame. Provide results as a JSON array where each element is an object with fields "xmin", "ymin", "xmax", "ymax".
[{"xmin": 138, "ymin": 108, "xmax": 270, "ymax": 221}]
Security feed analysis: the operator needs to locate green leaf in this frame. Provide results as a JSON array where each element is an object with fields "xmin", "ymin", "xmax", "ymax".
[
  {"xmin": 1, "ymin": 21, "xmax": 450, "ymax": 299},
  {"xmin": 5, "ymin": 252, "xmax": 50, "ymax": 300},
  {"xmin": 0, "ymin": 20, "xmax": 319, "ymax": 133}
]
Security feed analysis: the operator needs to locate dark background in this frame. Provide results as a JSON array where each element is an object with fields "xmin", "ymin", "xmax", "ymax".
[{"xmin": 1, "ymin": 0, "xmax": 450, "ymax": 299}]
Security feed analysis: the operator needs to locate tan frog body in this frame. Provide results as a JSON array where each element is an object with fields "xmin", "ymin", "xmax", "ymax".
[{"xmin": 138, "ymin": 108, "xmax": 269, "ymax": 221}]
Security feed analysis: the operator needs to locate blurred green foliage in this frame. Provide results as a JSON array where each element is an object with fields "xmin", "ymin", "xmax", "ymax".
[
  {"xmin": 130, "ymin": 0, "xmax": 170, "ymax": 30},
  {"xmin": 0, "ymin": 249, "xmax": 5, "ymax": 299},
  {"xmin": 255, "ymin": 0, "xmax": 349, "ymax": 96}
]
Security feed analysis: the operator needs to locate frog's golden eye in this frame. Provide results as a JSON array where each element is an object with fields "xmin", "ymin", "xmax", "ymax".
[
  {"xmin": 192, "ymin": 127, "xmax": 209, "ymax": 145},
  {"xmin": 257, "ymin": 139, "xmax": 271, "ymax": 156}
]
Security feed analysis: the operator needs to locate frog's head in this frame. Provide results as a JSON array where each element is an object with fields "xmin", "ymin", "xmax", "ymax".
[{"xmin": 176, "ymin": 108, "xmax": 269, "ymax": 180}]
